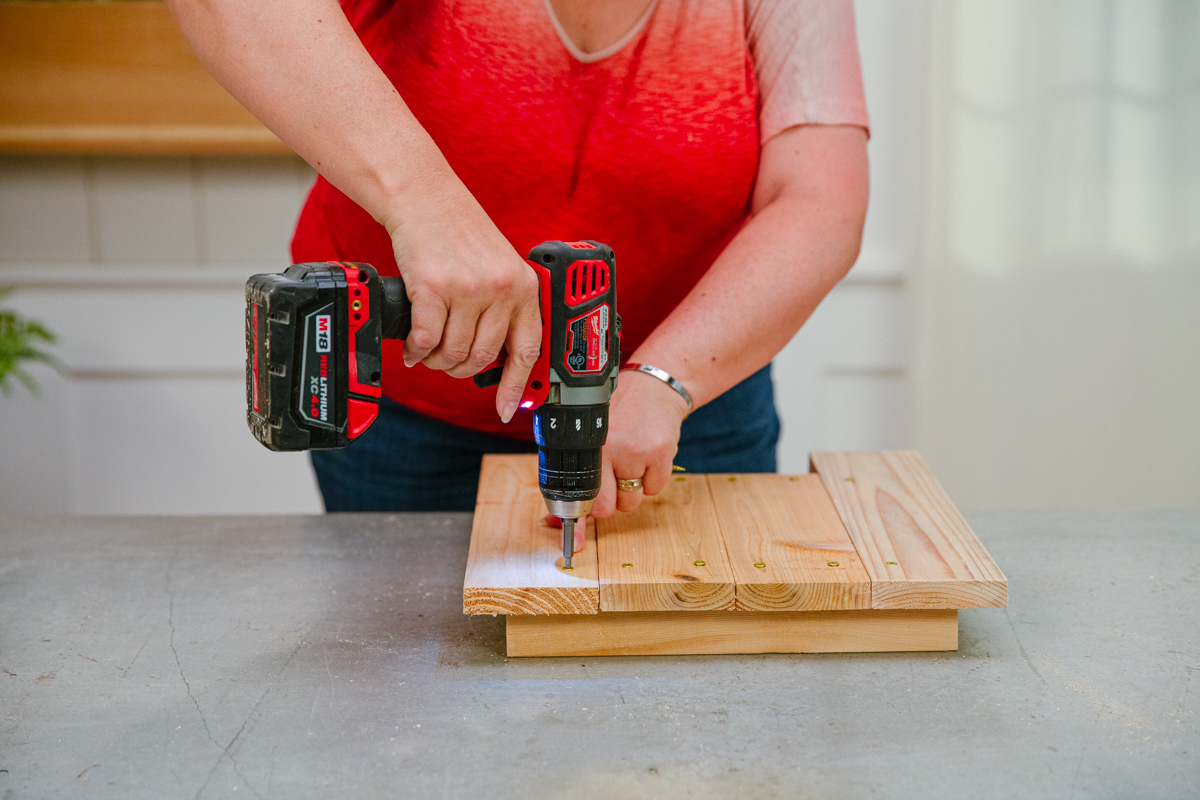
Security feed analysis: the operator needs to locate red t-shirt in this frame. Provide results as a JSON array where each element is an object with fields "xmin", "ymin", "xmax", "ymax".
[{"xmin": 292, "ymin": 0, "xmax": 867, "ymax": 437}]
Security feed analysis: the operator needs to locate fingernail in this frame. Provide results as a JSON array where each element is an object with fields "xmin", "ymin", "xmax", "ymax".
[
  {"xmin": 501, "ymin": 401, "xmax": 518, "ymax": 423},
  {"xmin": 403, "ymin": 357, "xmax": 415, "ymax": 368}
]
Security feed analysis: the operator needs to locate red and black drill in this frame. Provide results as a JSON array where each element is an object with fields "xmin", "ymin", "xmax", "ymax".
[{"xmin": 245, "ymin": 240, "xmax": 619, "ymax": 569}]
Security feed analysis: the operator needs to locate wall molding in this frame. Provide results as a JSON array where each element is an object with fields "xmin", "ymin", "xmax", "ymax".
[{"xmin": 1, "ymin": 255, "xmax": 910, "ymax": 290}]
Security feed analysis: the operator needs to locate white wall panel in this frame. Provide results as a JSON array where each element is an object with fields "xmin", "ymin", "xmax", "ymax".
[
  {"xmin": 0, "ymin": 366, "xmax": 70, "ymax": 514},
  {"xmin": 0, "ymin": 156, "xmax": 91, "ymax": 263},
  {"xmin": 820, "ymin": 372, "xmax": 908, "ymax": 452},
  {"xmin": 93, "ymin": 158, "xmax": 198, "ymax": 263},
  {"xmin": 198, "ymin": 158, "xmax": 314, "ymax": 264},
  {"xmin": 802, "ymin": 282, "xmax": 908, "ymax": 369},
  {"xmin": 5, "ymin": 284, "xmax": 248, "ymax": 372},
  {"xmin": 62, "ymin": 377, "xmax": 322, "ymax": 515}
]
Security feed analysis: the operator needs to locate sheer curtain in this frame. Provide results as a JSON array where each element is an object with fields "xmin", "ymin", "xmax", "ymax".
[{"xmin": 913, "ymin": 0, "xmax": 1200, "ymax": 509}]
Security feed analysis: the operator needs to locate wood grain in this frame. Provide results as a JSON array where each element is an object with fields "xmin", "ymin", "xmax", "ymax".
[
  {"xmin": 707, "ymin": 474, "xmax": 871, "ymax": 611},
  {"xmin": 0, "ymin": 2, "xmax": 288, "ymax": 154},
  {"xmin": 463, "ymin": 481, "xmax": 599, "ymax": 616},
  {"xmin": 597, "ymin": 475, "xmax": 736, "ymax": 612},
  {"xmin": 474, "ymin": 453, "xmax": 540, "ymax": 506},
  {"xmin": 506, "ymin": 609, "xmax": 958, "ymax": 657},
  {"xmin": 810, "ymin": 451, "xmax": 1008, "ymax": 609}
]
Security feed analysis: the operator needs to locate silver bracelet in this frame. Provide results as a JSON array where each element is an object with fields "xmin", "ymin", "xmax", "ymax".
[{"xmin": 621, "ymin": 363, "xmax": 694, "ymax": 419}]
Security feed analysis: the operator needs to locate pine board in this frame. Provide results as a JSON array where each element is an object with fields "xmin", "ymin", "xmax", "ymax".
[
  {"xmin": 506, "ymin": 609, "xmax": 958, "ymax": 657},
  {"xmin": 597, "ymin": 475, "xmax": 737, "ymax": 612},
  {"xmin": 707, "ymin": 474, "xmax": 871, "ymax": 611},
  {"xmin": 462, "ymin": 458, "xmax": 599, "ymax": 614},
  {"xmin": 810, "ymin": 450, "xmax": 1008, "ymax": 609}
]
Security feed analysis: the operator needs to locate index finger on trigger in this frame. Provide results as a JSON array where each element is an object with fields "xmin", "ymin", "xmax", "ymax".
[{"xmin": 493, "ymin": 300, "xmax": 542, "ymax": 423}]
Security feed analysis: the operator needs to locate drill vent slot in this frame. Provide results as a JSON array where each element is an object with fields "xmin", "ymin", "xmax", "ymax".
[{"xmin": 566, "ymin": 259, "xmax": 609, "ymax": 307}]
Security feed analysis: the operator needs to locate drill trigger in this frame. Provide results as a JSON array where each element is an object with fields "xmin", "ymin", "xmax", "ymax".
[{"xmin": 473, "ymin": 366, "xmax": 504, "ymax": 388}]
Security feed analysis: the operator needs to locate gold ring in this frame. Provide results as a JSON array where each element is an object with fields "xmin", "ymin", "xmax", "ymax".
[{"xmin": 616, "ymin": 477, "xmax": 644, "ymax": 492}]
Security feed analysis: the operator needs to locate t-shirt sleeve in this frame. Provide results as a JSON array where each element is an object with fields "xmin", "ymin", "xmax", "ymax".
[{"xmin": 746, "ymin": 0, "xmax": 871, "ymax": 143}]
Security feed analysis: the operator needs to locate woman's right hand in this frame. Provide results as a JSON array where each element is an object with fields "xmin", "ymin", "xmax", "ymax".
[{"xmin": 384, "ymin": 177, "xmax": 543, "ymax": 424}]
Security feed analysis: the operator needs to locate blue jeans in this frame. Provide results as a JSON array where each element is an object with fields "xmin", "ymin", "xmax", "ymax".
[{"xmin": 311, "ymin": 364, "xmax": 780, "ymax": 512}]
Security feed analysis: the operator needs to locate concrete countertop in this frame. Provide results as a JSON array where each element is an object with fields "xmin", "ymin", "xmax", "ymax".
[{"xmin": 1, "ymin": 511, "xmax": 1196, "ymax": 799}]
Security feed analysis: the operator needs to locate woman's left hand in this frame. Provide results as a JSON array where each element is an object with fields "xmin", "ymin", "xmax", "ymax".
[{"xmin": 591, "ymin": 368, "xmax": 690, "ymax": 519}]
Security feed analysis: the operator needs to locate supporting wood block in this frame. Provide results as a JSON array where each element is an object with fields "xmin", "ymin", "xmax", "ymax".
[
  {"xmin": 463, "ymin": 495, "xmax": 599, "ymax": 615},
  {"xmin": 506, "ymin": 609, "xmax": 958, "ymax": 657},
  {"xmin": 707, "ymin": 474, "xmax": 871, "ymax": 611},
  {"xmin": 598, "ymin": 475, "xmax": 737, "ymax": 612},
  {"xmin": 810, "ymin": 451, "xmax": 1007, "ymax": 609}
]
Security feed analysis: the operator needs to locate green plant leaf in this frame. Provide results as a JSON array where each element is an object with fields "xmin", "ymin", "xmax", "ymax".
[{"xmin": 0, "ymin": 288, "xmax": 61, "ymax": 397}]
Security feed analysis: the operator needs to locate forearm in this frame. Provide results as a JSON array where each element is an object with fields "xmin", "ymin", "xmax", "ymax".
[
  {"xmin": 167, "ymin": 0, "xmax": 451, "ymax": 230},
  {"xmin": 629, "ymin": 125, "xmax": 869, "ymax": 409}
]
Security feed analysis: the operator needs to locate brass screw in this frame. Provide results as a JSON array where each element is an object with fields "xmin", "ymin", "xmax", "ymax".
[
  {"xmin": 845, "ymin": 477, "xmax": 855, "ymax": 483},
  {"xmin": 728, "ymin": 476, "xmax": 737, "ymax": 482},
  {"xmin": 754, "ymin": 562, "xmax": 766, "ymax": 569},
  {"xmin": 352, "ymin": 300, "xmax": 362, "ymax": 310},
  {"xmin": 694, "ymin": 560, "xmax": 706, "ymax": 567},
  {"xmin": 563, "ymin": 566, "xmax": 573, "ymax": 571},
  {"xmin": 672, "ymin": 465, "xmax": 687, "ymax": 472},
  {"xmin": 675, "ymin": 476, "xmax": 686, "ymax": 482},
  {"xmin": 621, "ymin": 563, "xmax": 632, "ymax": 568},
  {"xmin": 827, "ymin": 561, "xmax": 840, "ymax": 567},
  {"xmin": 887, "ymin": 561, "xmax": 898, "ymax": 565},
  {"xmin": 789, "ymin": 476, "xmax": 800, "ymax": 481}
]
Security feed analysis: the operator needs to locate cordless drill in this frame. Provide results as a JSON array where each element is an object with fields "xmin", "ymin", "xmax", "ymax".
[{"xmin": 245, "ymin": 241, "xmax": 620, "ymax": 569}]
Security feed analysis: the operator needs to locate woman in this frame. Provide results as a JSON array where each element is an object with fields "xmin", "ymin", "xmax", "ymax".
[{"xmin": 169, "ymin": 0, "xmax": 870, "ymax": 546}]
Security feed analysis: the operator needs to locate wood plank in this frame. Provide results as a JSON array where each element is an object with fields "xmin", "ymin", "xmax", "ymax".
[
  {"xmin": 707, "ymin": 474, "xmax": 871, "ymax": 611},
  {"xmin": 0, "ymin": 2, "xmax": 287, "ymax": 155},
  {"xmin": 506, "ymin": 609, "xmax": 958, "ymax": 657},
  {"xmin": 463, "ymin": 483, "xmax": 599, "ymax": 616},
  {"xmin": 810, "ymin": 450, "xmax": 1007, "ymax": 609},
  {"xmin": 475, "ymin": 453, "xmax": 540, "ymax": 506},
  {"xmin": 597, "ymin": 474, "xmax": 736, "ymax": 612}
]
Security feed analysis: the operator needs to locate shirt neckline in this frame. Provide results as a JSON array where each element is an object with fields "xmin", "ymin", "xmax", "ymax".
[{"xmin": 542, "ymin": 0, "xmax": 660, "ymax": 64}]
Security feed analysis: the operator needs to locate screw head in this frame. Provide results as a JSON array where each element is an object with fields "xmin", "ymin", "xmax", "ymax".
[
  {"xmin": 754, "ymin": 562, "xmax": 766, "ymax": 569},
  {"xmin": 694, "ymin": 560, "xmax": 706, "ymax": 567},
  {"xmin": 562, "ymin": 566, "xmax": 573, "ymax": 571},
  {"xmin": 844, "ymin": 477, "xmax": 855, "ymax": 483},
  {"xmin": 887, "ymin": 561, "xmax": 898, "ymax": 565},
  {"xmin": 621, "ymin": 563, "xmax": 632, "ymax": 568},
  {"xmin": 827, "ymin": 561, "xmax": 840, "ymax": 567},
  {"xmin": 789, "ymin": 476, "xmax": 800, "ymax": 481},
  {"xmin": 728, "ymin": 476, "xmax": 737, "ymax": 482}
]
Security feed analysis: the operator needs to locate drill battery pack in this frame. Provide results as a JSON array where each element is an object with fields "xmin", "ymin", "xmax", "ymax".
[{"xmin": 244, "ymin": 262, "xmax": 409, "ymax": 451}]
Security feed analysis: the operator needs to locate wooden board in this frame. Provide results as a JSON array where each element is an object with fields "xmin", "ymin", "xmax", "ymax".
[
  {"xmin": 597, "ymin": 475, "xmax": 737, "ymax": 612},
  {"xmin": 0, "ymin": 2, "xmax": 288, "ymax": 154},
  {"xmin": 462, "ymin": 454, "xmax": 599, "ymax": 615},
  {"xmin": 810, "ymin": 450, "xmax": 1008, "ymax": 609},
  {"xmin": 506, "ymin": 609, "xmax": 958, "ymax": 657},
  {"xmin": 707, "ymin": 474, "xmax": 871, "ymax": 611},
  {"xmin": 474, "ymin": 452, "xmax": 541, "ymax": 505}
]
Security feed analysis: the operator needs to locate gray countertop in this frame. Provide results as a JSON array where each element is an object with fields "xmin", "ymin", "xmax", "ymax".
[{"xmin": 1, "ymin": 510, "xmax": 1196, "ymax": 799}]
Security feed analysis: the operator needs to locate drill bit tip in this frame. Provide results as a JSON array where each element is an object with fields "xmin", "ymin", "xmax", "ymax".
[{"xmin": 562, "ymin": 517, "xmax": 575, "ymax": 569}]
